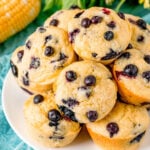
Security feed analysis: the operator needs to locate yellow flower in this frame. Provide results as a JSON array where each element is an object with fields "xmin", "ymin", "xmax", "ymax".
[
  {"xmin": 139, "ymin": 0, "xmax": 150, "ymax": 8},
  {"xmin": 105, "ymin": 0, "xmax": 114, "ymax": 5},
  {"xmin": 139, "ymin": 0, "xmax": 144, "ymax": 3}
]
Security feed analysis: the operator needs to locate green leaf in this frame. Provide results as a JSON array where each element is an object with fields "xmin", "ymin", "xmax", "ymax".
[
  {"xmin": 43, "ymin": 0, "xmax": 62, "ymax": 12},
  {"xmin": 61, "ymin": 0, "xmax": 78, "ymax": 9},
  {"xmin": 77, "ymin": 0, "xmax": 86, "ymax": 8},
  {"xmin": 99, "ymin": 0, "xmax": 105, "ymax": 6},
  {"xmin": 115, "ymin": 0, "xmax": 126, "ymax": 12},
  {"xmin": 54, "ymin": 0, "xmax": 63, "ymax": 9},
  {"xmin": 86, "ymin": 0, "xmax": 97, "ymax": 8},
  {"xmin": 43, "ymin": 0, "xmax": 54, "ymax": 11}
]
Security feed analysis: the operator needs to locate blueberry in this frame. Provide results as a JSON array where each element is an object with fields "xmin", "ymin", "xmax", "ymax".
[
  {"xmin": 48, "ymin": 109, "xmax": 62, "ymax": 122},
  {"xmin": 123, "ymin": 64, "xmax": 138, "ymax": 78},
  {"xmin": 84, "ymin": 75, "xmax": 96, "ymax": 86},
  {"xmin": 70, "ymin": 5, "xmax": 80, "ymax": 9},
  {"xmin": 147, "ymin": 107, "xmax": 150, "ymax": 112},
  {"xmin": 130, "ymin": 131, "xmax": 146, "ymax": 144},
  {"xmin": 136, "ymin": 19, "xmax": 147, "ymax": 30},
  {"xmin": 62, "ymin": 98, "xmax": 79, "ymax": 108},
  {"xmin": 33, "ymin": 94, "xmax": 44, "ymax": 104},
  {"xmin": 17, "ymin": 50, "xmax": 24, "ymax": 61},
  {"xmin": 58, "ymin": 106, "xmax": 78, "ymax": 122},
  {"xmin": 10, "ymin": 61, "xmax": 18, "ymax": 77},
  {"xmin": 86, "ymin": 111, "xmax": 98, "ymax": 122},
  {"xmin": 51, "ymin": 53, "xmax": 68, "ymax": 63},
  {"xmin": 49, "ymin": 136, "xmax": 64, "ymax": 140},
  {"xmin": 128, "ymin": 18, "xmax": 136, "ymax": 25},
  {"xmin": 115, "ymin": 70, "xmax": 137, "ymax": 80},
  {"xmin": 69, "ymin": 29, "xmax": 80, "ymax": 43},
  {"xmin": 141, "ymin": 102, "xmax": 150, "ymax": 105},
  {"xmin": 107, "ymin": 21, "xmax": 116, "ymax": 29},
  {"xmin": 38, "ymin": 27, "xmax": 46, "ymax": 33},
  {"xmin": 126, "ymin": 43, "xmax": 133, "ymax": 49},
  {"xmin": 117, "ymin": 12, "xmax": 125, "ymax": 20},
  {"xmin": 91, "ymin": 52, "xmax": 98, "ymax": 58},
  {"xmin": 106, "ymin": 122, "xmax": 119, "ymax": 138},
  {"xmin": 144, "ymin": 55, "xmax": 150, "ymax": 64},
  {"xmin": 66, "ymin": 71, "xmax": 77, "ymax": 82},
  {"xmin": 25, "ymin": 40, "xmax": 31, "ymax": 49},
  {"xmin": 101, "ymin": 49, "xmax": 119, "ymax": 60},
  {"xmin": 30, "ymin": 57, "xmax": 40, "ymax": 69},
  {"xmin": 58, "ymin": 53, "xmax": 68, "ymax": 61},
  {"xmin": 22, "ymin": 72, "xmax": 29, "ymax": 86},
  {"xmin": 78, "ymin": 86, "xmax": 91, "ymax": 97},
  {"xmin": 91, "ymin": 16, "xmax": 103, "ymax": 24},
  {"xmin": 142, "ymin": 71, "xmax": 150, "ymax": 82},
  {"xmin": 119, "ymin": 52, "xmax": 130, "ymax": 59},
  {"xmin": 44, "ymin": 35, "xmax": 52, "ymax": 44},
  {"xmin": 137, "ymin": 35, "xmax": 144, "ymax": 42},
  {"xmin": 50, "ymin": 19, "xmax": 59, "ymax": 26},
  {"xmin": 74, "ymin": 11, "xmax": 84, "ymax": 18},
  {"xmin": 49, "ymin": 121, "xmax": 59, "ymax": 127},
  {"xmin": 44, "ymin": 46, "xmax": 54, "ymax": 56},
  {"xmin": 104, "ymin": 31, "xmax": 114, "ymax": 41},
  {"xmin": 81, "ymin": 18, "xmax": 91, "ymax": 28}
]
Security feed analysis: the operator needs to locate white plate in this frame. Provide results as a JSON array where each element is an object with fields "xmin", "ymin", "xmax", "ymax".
[{"xmin": 2, "ymin": 70, "xmax": 150, "ymax": 150}]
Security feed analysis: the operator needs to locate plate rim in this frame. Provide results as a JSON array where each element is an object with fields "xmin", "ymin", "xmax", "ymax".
[
  {"xmin": 1, "ymin": 70, "xmax": 94, "ymax": 150},
  {"xmin": 2, "ymin": 70, "xmax": 150, "ymax": 150},
  {"xmin": 2, "ymin": 70, "xmax": 38, "ymax": 150}
]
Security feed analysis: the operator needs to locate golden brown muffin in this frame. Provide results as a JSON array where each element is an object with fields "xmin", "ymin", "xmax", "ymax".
[
  {"xmin": 54, "ymin": 60, "xmax": 117, "ymax": 123},
  {"xmin": 44, "ymin": 7, "xmax": 83, "ymax": 31},
  {"xmin": 125, "ymin": 14, "xmax": 150, "ymax": 52},
  {"xmin": 10, "ymin": 26, "xmax": 76, "ymax": 94},
  {"xmin": 10, "ymin": 46, "xmax": 24, "ymax": 79},
  {"xmin": 113, "ymin": 49, "xmax": 150, "ymax": 105},
  {"xmin": 68, "ymin": 7, "xmax": 132, "ymax": 64},
  {"xmin": 24, "ymin": 92, "xmax": 81, "ymax": 147},
  {"xmin": 86, "ymin": 102, "xmax": 150, "ymax": 150}
]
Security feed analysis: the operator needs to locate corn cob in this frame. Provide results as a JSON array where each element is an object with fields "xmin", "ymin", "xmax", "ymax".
[{"xmin": 0, "ymin": 0, "xmax": 41, "ymax": 43}]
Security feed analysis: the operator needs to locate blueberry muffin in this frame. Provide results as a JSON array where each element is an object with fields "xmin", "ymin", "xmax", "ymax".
[
  {"xmin": 44, "ymin": 6, "xmax": 83, "ymax": 31},
  {"xmin": 126, "ymin": 14, "xmax": 150, "ymax": 52},
  {"xmin": 113, "ymin": 49, "xmax": 150, "ymax": 105},
  {"xmin": 10, "ymin": 46, "xmax": 25, "ymax": 79},
  {"xmin": 24, "ymin": 92, "xmax": 81, "ymax": 147},
  {"xmin": 10, "ymin": 26, "xmax": 76, "ymax": 93},
  {"xmin": 86, "ymin": 102, "xmax": 150, "ymax": 150},
  {"xmin": 54, "ymin": 60, "xmax": 117, "ymax": 123},
  {"xmin": 68, "ymin": 7, "xmax": 132, "ymax": 64},
  {"xmin": 10, "ymin": 46, "xmax": 35, "ymax": 94}
]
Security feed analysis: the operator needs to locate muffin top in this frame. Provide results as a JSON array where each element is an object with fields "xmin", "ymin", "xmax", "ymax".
[
  {"xmin": 86, "ymin": 102, "xmax": 149, "ymax": 140},
  {"xmin": 68, "ymin": 7, "xmax": 132, "ymax": 64},
  {"xmin": 24, "ymin": 92, "xmax": 81, "ymax": 145},
  {"xmin": 113, "ymin": 49, "xmax": 150, "ymax": 105},
  {"xmin": 11, "ymin": 26, "xmax": 75, "ymax": 93},
  {"xmin": 44, "ymin": 7, "xmax": 83, "ymax": 31},
  {"xmin": 54, "ymin": 60, "xmax": 117, "ymax": 123},
  {"xmin": 126, "ymin": 14, "xmax": 150, "ymax": 53}
]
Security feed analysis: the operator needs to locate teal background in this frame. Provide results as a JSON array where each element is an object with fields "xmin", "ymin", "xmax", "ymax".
[{"xmin": 0, "ymin": 1, "xmax": 150, "ymax": 149}]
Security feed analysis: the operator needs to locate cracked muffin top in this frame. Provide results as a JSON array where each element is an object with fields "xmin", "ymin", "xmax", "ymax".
[
  {"xmin": 10, "ymin": 26, "xmax": 76, "ymax": 94},
  {"xmin": 68, "ymin": 7, "xmax": 132, "ymax": 64},
  {"xmin": 54, "ymin": 60, "xmax": 117, "ymax": 123}
]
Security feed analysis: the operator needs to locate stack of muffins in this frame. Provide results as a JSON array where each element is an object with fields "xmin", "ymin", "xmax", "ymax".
[{"xmin": 10, "ymin": 6, "xmax": 150, "ymax": 150}]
